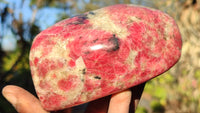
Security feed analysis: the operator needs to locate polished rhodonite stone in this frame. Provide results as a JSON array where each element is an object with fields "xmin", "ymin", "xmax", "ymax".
[{"xmin": 29, "ymin": 4, "xmax": 182, "ymax": 111}]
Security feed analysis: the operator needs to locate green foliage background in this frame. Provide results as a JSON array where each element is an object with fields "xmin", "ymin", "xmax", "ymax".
[{"xmin": 0, "ymin": 0, "xmax": 200, "ymax": 113}]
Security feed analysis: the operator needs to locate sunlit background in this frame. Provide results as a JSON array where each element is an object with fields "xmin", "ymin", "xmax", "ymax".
[{"xmin": 0, "ymin": 0, "xmax": 200, "ymax": 113}]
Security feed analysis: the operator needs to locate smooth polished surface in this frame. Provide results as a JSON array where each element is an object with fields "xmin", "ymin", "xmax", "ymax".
[{"xmin": 29, "ymin": 4, "xmax": 182, "ymax": 111}]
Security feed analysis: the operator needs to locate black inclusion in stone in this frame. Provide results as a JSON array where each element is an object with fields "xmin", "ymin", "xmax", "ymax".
[
  {"xmin": 108, "ymin": 34, "xmax": 120, "ymax": 51},
  {"xmin": 77, "ymin": 14, "xmax": 88, "ymax": 21},
  {"xmin": 82, "ymin": 68, "xmax": 86, "ymax": 74},
  {"xmin": 89, "ymin": 11, "xmax": 95, "ymax": 15},
  {"xmin": 94, "ymin": 76, "xmax": 101, "ymax": 80},
  {"xmin": 92, "ymin": 39, "xmax": 98, "ymax": 43},
  {"xmin": 68, "ymin": 14, "xmax": 88, "ymax": 25}
]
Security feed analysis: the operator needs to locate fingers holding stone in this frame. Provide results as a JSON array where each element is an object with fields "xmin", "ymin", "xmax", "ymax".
[
  {"xmin": 108, "ymin": 89, "xmax": 132, "ymax": 113},
  {"xmin": 2, "ymin": 85, "xmax": 48, "ymax": 113},
  {"xmin": 85, "ymin": 96, "xmax": 110, "ymax": 113},
  {"xmin": 129, "ymin": 82, "xmax": 146, "ymax": 113}
]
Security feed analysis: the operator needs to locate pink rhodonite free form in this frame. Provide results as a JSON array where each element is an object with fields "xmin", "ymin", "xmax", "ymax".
[{"xmin": 29, "ymin": 4, "xmax": 182, "ymax": 111}]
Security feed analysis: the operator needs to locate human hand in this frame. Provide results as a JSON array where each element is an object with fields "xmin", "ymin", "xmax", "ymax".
[{"xmin": 2, "ymin": 83, "xmax": 145, "ymax": 113}]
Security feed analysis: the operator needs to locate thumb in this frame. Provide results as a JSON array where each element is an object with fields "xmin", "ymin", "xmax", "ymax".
[{"xmin": 2, "ymin": 85, "xmax": 48, "ymax": 113}]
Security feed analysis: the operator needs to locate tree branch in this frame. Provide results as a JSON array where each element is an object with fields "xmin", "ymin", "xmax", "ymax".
[{"xmin": 0, "ymin": 16, "xmax": 28, "ymax": 85}]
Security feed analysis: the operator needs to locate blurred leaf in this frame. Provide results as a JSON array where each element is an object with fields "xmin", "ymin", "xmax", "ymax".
[
  {"xmin": 56, "ymin": 13, "xmax": 70, "ymax": 22},
  {"xmin": 2, "ymin": 48, "xmax": 20, "ymax": 71},
  {"xmin": 150, "ymin": 100, "xmax": 165, "ymax": 113},
  {"xmin": 30, "ymin": 0, "xmax": 37, "ymax": 5},
  {"xmin": 154, "ymin": 87, "xmax": 167, "ymax": 100},
  {"xmin": 135, "ymin": 106, "xmax": 148, "ymax": 113},
  {"xmin": 195, "ymin": 69, "xmax": 200, "ymax": 79},
  {"xmin": 182, "ymin": 69, "xmax": 188, "ymax": 75},
  {"xmin": 163, "ymin": 73, "xmax": 175, "ymax": 83},
  {"xmin": 84, "ymin": 3, "xmax": 100, "ymax": 12}
]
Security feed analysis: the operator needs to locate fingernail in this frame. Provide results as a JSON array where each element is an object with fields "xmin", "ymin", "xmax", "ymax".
[{"xmin": 2, "ymin": 87, "xmax": 17, "ymax": 108}]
